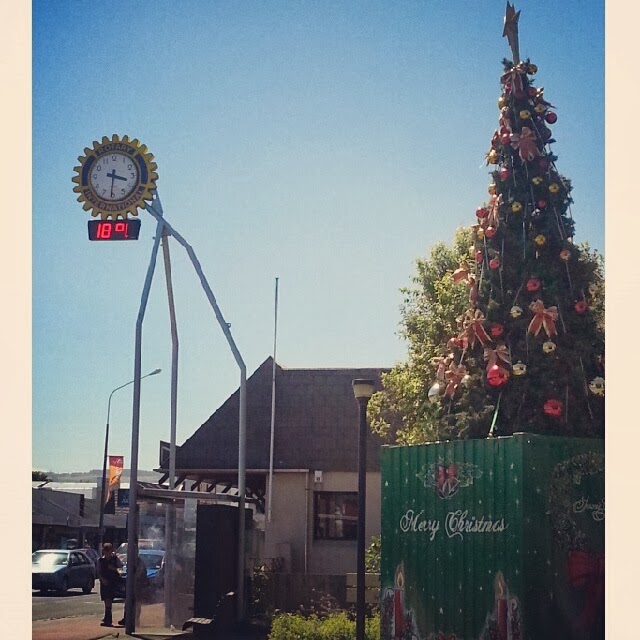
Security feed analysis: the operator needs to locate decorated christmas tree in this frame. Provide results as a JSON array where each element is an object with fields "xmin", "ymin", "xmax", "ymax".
[{"xmin": 371, "ymin": 3, "xmax": 604, "ymax": 441}]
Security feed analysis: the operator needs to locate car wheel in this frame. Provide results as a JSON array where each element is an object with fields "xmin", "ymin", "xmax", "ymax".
[
  {"xmin": 58, "ymin": 577, "xmax": 68, "ymax": 594},
  {"xmin": 82, "ymin": 577, "xmax": 93, "ymax": 594}
]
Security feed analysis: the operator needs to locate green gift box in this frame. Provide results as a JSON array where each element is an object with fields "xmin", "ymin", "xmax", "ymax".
[{"xmin": 380, "ymin": 434, "xmax": 604, "ymax": 640}]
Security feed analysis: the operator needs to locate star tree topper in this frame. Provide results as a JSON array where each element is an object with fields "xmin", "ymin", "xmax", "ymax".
[{"xmin": 503, "ymin": 1, "xmax": 521, "ymax": 63}]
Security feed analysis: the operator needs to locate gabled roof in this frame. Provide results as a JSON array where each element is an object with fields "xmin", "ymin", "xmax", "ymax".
[{"xmin": 174, "ymin": 357, "xmax": 388, "ymax": 473}]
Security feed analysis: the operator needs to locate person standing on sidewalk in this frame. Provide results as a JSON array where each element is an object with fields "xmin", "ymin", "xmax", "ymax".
[
  {"xmin": 118, "ymin": 551, "xmax": 148, "ymax": 627},
  {"xmin": 97, "ymin": 543, "xmax": 122, "ymax": 627}
]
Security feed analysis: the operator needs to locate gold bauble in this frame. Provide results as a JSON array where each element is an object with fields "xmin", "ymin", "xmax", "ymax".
[
  {"xmin": 588, "ymin": 376, "xmax": 605, "ymax": 396},
  {"xmin": 513, "ymin": 361, "xmax": 527, "ymax": 376}
]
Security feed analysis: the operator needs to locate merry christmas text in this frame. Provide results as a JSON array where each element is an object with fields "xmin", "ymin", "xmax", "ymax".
[{"xmin": 399, "ymin": 509, "xmax": 508, "ymax": 541}]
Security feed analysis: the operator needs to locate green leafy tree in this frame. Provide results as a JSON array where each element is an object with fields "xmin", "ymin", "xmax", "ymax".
[
  {"xmin": 371, "ymin": 57, "xmax": 604, "ymax": 443},
  {"xmin": 32, "ymin": 470, "xmax": 49, "ymax": 481}
]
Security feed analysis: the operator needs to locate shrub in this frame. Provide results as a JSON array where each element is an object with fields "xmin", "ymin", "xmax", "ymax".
[{"xmin": 268, "ymin": 611, "xmax": 380, "ymax": 640}]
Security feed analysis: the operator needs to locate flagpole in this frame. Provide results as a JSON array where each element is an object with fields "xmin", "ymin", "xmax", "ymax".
[{"xmin": 267, "ymin": 277, "xmax": 279, "ymax": 522}]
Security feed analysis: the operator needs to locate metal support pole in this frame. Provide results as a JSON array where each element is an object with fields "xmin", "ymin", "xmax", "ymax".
[
  {"xmin": 125, "ymin": 217, "xmax": 164, "ymax": 636},
  {"xmin": 159, "ymin": 195, "xmax": 180, "ymax": 628},
  {"xmin": 145, "ymin": 201, "xmax": 248, "ymax": 622},
  {"xmin": 356, "ymin": 395, "xmax": 368, "ymax": 640}
]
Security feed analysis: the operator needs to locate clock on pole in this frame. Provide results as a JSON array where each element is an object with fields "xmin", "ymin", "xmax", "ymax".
[{"xmin": 72, "ymin": 134, "xmax": 158, "ymax": 241}]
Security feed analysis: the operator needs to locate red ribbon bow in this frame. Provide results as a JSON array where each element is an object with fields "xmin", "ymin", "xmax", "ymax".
[
  {"xmin": 527, "ymin": 300, "xmax": 558, "ymax": 337},
  {"xmin": 566, "ymin": 549, "xmax": 604, "ymax": 628},
  {"xmin": 483, "ymin": 193, "xmax": 502, "ymax": 230},
  {"xmin": 431, "ymin": 355, "xmax": 452, "ymax": 382},
  {"xmin": 510, "ymin": 126, "xmax": 540, "ymax": 162},
  {"xmin": 500, "ymin": 63, "xmax": 527, "ymax": 96},
  {"xmin": 444, "ymin": 362, "xmax": 467, "ymax": 398},
  {"xmin": 461, "ymin": 309, "xmax": 492, "ymax": 348},
  {"xmin": 483, "ymin": 344, "xmax": 512, "ymax": 373}
]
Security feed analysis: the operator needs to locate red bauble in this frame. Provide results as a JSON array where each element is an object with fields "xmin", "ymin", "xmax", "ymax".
[
  {"xmin": 543, "ymin": 398, "xmax": 563, "ymax": 417},
  {"xmin": 476, "ymin": 207, "xmax": 488, "ymax": 219},
  {"xmin": 489, "ymin": 257, "xmax": 500, "ymax": 270},
  {"xmin": 487, "ymin": 365, "xmax": 510, "ymax": 388},
  {"xmin": 537, "ymin": 199, "xmax": 547, "ymax": 208},
  {"xmin": 574, "ymin": 300, "xmax": 588, "ymax": 314},
  {"xmin": 500, "ymin": 133, "xmax": 511, "ymax": 145},
  {"xmin": 499, "ymin": 167, "xmax": 511, "ymax": 181},
  {"xmin": 545, "ymin": 111, "xmax": 558, "ymax": 124},
  {"xmin": 490, "ymin": 323, "xmax": 504, "ymax": 337},
  {"xmin": 526, "ymin": 278, "xmax": 541, "ymax": 292},
  {"xmin": 485, "ymin": 226, "xmax": 497, "ymax": 238},
  {"xmin": 475, "ymin": 250, "xmax": 483, "ymax": 263}
]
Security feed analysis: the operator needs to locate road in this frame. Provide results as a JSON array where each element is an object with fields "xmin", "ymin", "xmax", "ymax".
[{"xmin": 32, "ymin": 579, "xmax": 125, "ymax": 621}]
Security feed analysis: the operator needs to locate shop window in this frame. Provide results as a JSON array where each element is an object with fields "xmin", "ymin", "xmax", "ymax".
[{"xmin": 314, "ymin": 491, "xmax": 358, "ymax": 540}]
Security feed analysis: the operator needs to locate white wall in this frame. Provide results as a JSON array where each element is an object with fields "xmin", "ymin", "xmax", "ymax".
[{"xmin": 263, "ymin": 470, "xmax": 381, "ymax": 575}]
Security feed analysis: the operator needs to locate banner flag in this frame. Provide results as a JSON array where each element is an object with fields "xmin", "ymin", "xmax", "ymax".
[{"xmin": 105, "ymin": 455, "xmax": 124, "ymax": 505}]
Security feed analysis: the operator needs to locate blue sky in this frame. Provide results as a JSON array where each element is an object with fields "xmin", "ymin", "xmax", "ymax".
[{"xmin": 32, "ymin": 0, "xmax": 604, "ymax": 473}]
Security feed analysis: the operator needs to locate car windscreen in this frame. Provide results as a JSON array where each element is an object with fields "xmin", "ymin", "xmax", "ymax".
[
  {"xmin": 32, "ymin": 552, "xmax": 68, "ymax": 567},
  {"xmin": 141, "ymin": 553, "xmax": 164, "ymax": 570}
]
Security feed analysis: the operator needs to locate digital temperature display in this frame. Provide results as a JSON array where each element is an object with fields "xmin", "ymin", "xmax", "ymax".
[{"xmin": 88, "ymin": 219, "xmax": 141, "ymax": 241}]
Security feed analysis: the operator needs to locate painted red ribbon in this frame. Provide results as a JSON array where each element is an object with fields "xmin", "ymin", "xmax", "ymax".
[
  {"xmin": 527, "ymin": 299, "xmax": 558, "ymax": 337},
  {"xmin": 566, "ymin": 549, "xmax": 604, "ymax": 628}
]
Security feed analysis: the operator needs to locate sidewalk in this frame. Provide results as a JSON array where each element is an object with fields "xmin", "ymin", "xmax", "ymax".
[{"xmin": 32, "ymin": 611, "xmax": 269, "ymax": 640}]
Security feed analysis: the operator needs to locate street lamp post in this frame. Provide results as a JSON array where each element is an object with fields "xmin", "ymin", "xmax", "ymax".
[
  {"xmin": 98, "ymin": 368, "xmax": 161, "ymax": 549},
  {"xmin": 352, "ymin": 378, "xmax": 374, "ymax": 640}
]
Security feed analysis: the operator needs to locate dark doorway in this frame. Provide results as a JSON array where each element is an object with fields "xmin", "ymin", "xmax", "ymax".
[{"xmin": 193, "ymin": 504, "xmax": 251, "ymax": 631}]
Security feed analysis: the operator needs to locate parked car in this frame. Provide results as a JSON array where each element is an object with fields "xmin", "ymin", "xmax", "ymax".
[
  {"xmin": 116, "ymin": 538, "xmax": 163, "ymax": 562},
  {"xmin": 32, "ymin": 549, "xmax": 96, "ymax": 594},
  {"xmin": 115, "ymin": 549, "xmax": 165, "ymax": 599},
  {"xmin": 80, "ymin": 547, "xmax": 100, "ymax": 570}
]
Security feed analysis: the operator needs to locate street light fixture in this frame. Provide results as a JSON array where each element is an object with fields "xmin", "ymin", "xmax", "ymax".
[
  {"xmin": 352, "ymin": 378, "xmax": 374, "ymax": 640},
  {"xmin": 98, "ymin": 368, "xmax": 162, "ymax": 548}
]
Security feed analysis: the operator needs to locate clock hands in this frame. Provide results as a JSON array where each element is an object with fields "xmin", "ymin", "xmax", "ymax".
[
  {"xmin": 106, "ymin": 168, "xmax": 128, "ymax": 198},
  {"xmin": 106, "ymin": 169, "xmax": 128, "ymax": 182}
]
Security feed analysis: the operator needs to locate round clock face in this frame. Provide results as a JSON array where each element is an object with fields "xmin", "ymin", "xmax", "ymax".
[{"xmin": 89, "ymin": 152, "xmax": 140, "ymax": 202}]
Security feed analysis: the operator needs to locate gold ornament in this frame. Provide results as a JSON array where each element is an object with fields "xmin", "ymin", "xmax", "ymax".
[
  {"xmin": 560, "ymin": 248, "xmax": 571, "ymax": 261},
  {"xmin": 488, "ymin": 183, "xmax": 497, "ymax": 195},
  {"xmin": 588, "ymin": 376, "xmax": 605, "ymax": 396},
  {"xmin": 477, "ymin": 227, "xmax": 485, "ymax": 240},
  {"xmin": 510, "ymin": 305, "xmax": 523, "ymax": 318},
  {"xmin": 519, "ymin": 110, "xmax": 531, "ymax": 120},
  {"xmin": 498, "ymin": 96, "xmax": 507, "ymax": 109},
  {"xmin": 528, "ymin": 64, "xmax": 538, "ymax": 74},
  {"xmin": 513, "ymin": 361, "xmax": 527, "ymax": 376},
  {"xmin": 534, "ymin": 234, "xmax": 546, "ymax": 246},
  {"xmin": 511, "ymin": 201, "xmax": 523, "ymax": 213},
  {"xmin": 542, "ymin": 340, "xmax": 557, "ymax": 354},
  {"xmin": 548, "ymin": 183, "xmax": 560, "ymax": 194},
  {"xmin": 532, "ymin": 176, "xmax": 543, "ymax": 186},
  {"xmin": 487, "ymin": 149, "xmax": 499, "ymax": 164},
  {"xmin": 534, "ymin": 104, "xmax": 546, "ymax": 114}
]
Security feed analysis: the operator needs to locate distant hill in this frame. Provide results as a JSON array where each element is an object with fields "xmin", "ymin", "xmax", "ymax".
[{"xmin": 43, "ymin": 469, "xmax": 163, "ymax": 483}]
